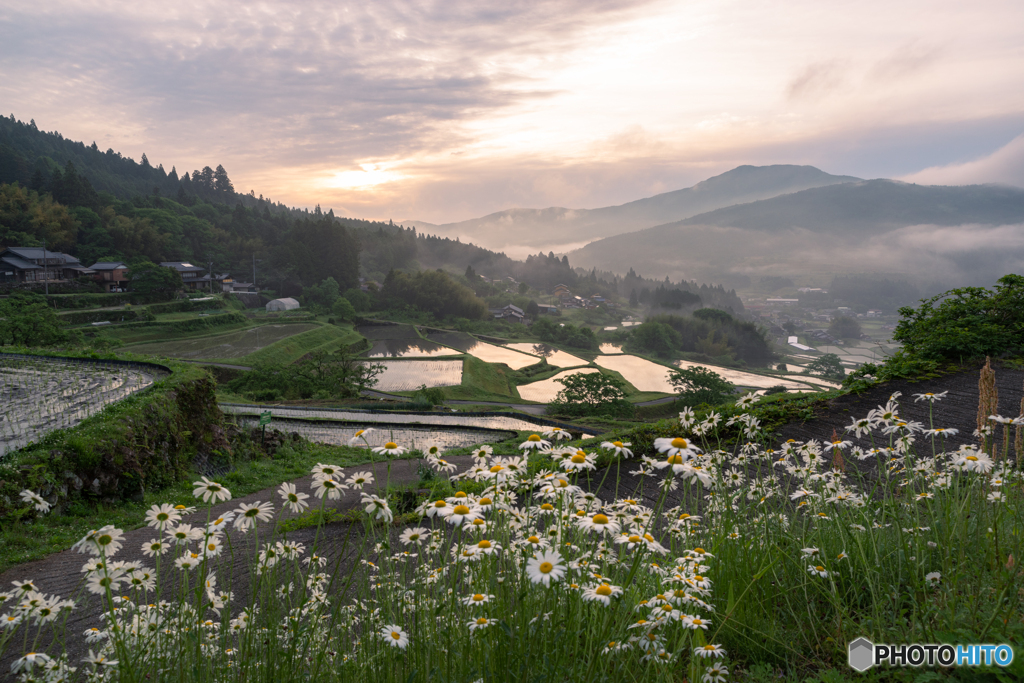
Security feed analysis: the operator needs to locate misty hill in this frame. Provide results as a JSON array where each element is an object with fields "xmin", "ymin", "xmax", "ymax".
[
  {"xmin": 405, "ymin": 165, "xmax": 859, "ymax": 256},
  {"xmin": 569, "ymin": 180, "xmax": 1024, "ymax": 288}
]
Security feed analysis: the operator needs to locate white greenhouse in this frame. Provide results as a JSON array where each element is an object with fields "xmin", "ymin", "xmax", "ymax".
[{"xmin": 266, "ymin": 297, "xmax": 300, "ymax": 312}]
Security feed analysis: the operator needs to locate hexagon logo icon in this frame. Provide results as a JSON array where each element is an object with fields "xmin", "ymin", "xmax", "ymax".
[{"xmin": 848, "ymin": 637, "xmax": 874, "ymax": 672}]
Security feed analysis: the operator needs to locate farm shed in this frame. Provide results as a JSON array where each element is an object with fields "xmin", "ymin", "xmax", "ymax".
[{"xmin": 266, "ymin": 297, "xmax": 300, "ymax": 312}]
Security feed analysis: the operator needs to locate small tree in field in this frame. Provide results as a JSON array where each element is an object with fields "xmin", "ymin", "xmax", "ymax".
[
  {"xmin": 548, "ymin": 372, "xmax": 633, "ymax": 417},
  {"xmin": 668, "ymin": 366, "xmax": 735, "ymax": 406},
  {"xmin": 805, "ymin": 353, "xmax": 846, "ymax": 380}
]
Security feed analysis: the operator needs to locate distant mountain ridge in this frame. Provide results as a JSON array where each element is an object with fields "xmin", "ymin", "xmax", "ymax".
[
  {"xmin": 405, "ymin": 165, "xmax": 860, "ymax": 256},
  {"xmin": 568, "ymin": 179, "xmax": 1024, "ymax": 288}
]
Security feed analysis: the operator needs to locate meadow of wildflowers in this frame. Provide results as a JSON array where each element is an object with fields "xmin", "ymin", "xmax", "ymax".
[{"xmin": 2, "ymin": 389, "xmax": 1022, "ymax": 682}]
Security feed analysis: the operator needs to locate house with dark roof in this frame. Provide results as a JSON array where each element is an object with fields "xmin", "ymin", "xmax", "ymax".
[
  {"xmin": 89, "ymin": 261, "xmax": 130, "ymax": 292},
  {"xmin": 159, "ymin": 262, "xmax": 231, "ymax": 291},
  {"xmin": 491, "ymin": 303, "xmax": 525, "ymax": 323},
  {"xmin": 0, "ymin": 247, "xmax": 92, "ymax": 283}
]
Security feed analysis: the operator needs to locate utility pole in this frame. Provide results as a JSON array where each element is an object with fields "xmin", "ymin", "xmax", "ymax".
[
  {"xmin": 209, "ymin": 261, "xmax": 214, "ymax": 293},
  {"xmin": 42, "ymin": 238, "xmax": 48, "ymax": 296}
]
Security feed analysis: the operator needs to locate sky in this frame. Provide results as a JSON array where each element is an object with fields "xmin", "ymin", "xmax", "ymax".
[{"xmin": 2, "ymin": 0, "xmax": 1023, "ymax": 224}]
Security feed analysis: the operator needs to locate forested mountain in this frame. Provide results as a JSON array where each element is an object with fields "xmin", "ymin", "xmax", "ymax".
[
  {"xmin": 404, "ymin": 165, "xmax": 860, "ymax": 255},
  {"xmin": 569, "ymin": 179, "xmax": 1024, "ymax": 288},
  {"xmin": 0, "ymin": 115, "xmax": 745, "ymax": 312}
]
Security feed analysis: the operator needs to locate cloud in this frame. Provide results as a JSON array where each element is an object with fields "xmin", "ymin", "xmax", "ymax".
[
  {"xmin": 868, "ymin": 41, "xmax": 942, "ymax": 82},
  {"xmin": 786, "ymin": 60, "xmax": 847, "ymax": 101},
  {"xmin": 902, "ymin": 133, "xmax": 1024, "ymax": 187}
]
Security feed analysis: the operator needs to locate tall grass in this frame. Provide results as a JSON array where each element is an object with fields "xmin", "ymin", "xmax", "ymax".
[{"xmin": 2, "ymin": 390, "xmax": 1022, "ymax": 681}]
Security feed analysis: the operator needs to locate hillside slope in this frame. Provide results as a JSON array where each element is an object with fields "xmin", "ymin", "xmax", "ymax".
[
  {"xmin": 405, "ymin": 165, "xmax": 859, "ymax": 255},
  {"xmin": 569, "ymin": 180, "xmax": 1024, "ymax": 286}
]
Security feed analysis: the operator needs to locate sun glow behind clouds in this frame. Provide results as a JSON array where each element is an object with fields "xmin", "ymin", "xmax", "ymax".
[{"xmin": 322, "ymin": 164, "xmax": 406, "ymax": 191}]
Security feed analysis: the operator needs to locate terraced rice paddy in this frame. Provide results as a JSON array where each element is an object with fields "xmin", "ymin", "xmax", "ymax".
[
  {"xmin": 0, "ymin": 355, "xmax": 165, "ymax": 458},
  {"xmin": 355, "ymin": 324, "xmax": 422, "ymax": 340},
  {"xmin": 503, "ymin": 343, "xmax": 587, "ymax": 368},
  {"xmin": 124, "ymin": 324, "xmax": 318, "ymax": 359},
  {"xmin": 426, "ymin": 332, "xmax": 539, "ymax": 370},
  {"xmin": 516, "ymin": 367, "xmax": 599, "ymax": 402},
  {"xmin": 593, "ymin": 355, "xmax": 676, "ymax": 393},
  {"xmin": 368, "ymin": 360, "xmax": 464, "ymax": 391},
  {"xmin": 220, "ymin": 404, "xmax": 550, "ymax": 432},
  {"xmin": 232, "ymin": 415, "xmax": 513, "ymax": 450},
  {"xmin": 671, "ymin": 358, "xmax": 829, "ymax": 390},
  {"xmin": 599, "ymin": 343, "xmax": 623, "ymax": 354},
  {"xmin": 364, "ymin": 339, "xmax": 455, "ymax": 358}
]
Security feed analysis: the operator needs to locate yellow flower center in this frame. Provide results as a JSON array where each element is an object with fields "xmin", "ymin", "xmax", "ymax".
[
  {"xmin": 384, "ymin": 442, "xmax": 398, "ymax": 450},
  {"xmin": 455, "ymin": 491, "xmax": 467, "ymax": 498},
  {"xmin": 816, "ymin": 566, "xmax": 825, "ymax": 572},
  {"xmin": 175, "ymin": 505, "xmax": 186, "ymax": 510},
  {"xmin": 476, "ymin": 617, "xmax": 488, "ymax": 625},
  {"xmin": 490, "ymin": 465, "xmax": 504, "ymax": 473},
  {"xmin": 528, "ymin": 434, "xmax": 541, "ymax": 442},
  {"xmin": 667, "ymin": 454, "xmax": 683, "ymax": 465},
  {"xmin": 207, "ymin": 543, "xmax": 216, "ymax": 551},
  {"xmin": 472, "ymin": 519, "xmax": 485, "ymax": 526},
  {"xmin": 478, "ymin": 497, "xmax": 492, "ymax": 506},
  {"xmin": 671, "ymin": 437, "xmax": 689, "ymax": 449},
  {"xmin": 472, "ymin": 594, "xmax": 485, "ymax": 601},
  {"xmin": 478, "ymin": 540, "xmax": 492, "ymax": 549},
  {"xmin": 540, "ymin": 503, "xmax": 554, "ymax": 511},
  {"xmin": 434, "ymin": 500, "xmax": 447, "ymax": 508},
  {"xmin": 527, "ymin": 536, "xmax": 540, "ymax": 544},
  {"xmin": 539, "ymin": 562, "xmax": 554, "ymax": 574},
  {"xmin": 694, "ymin": 548, "xmax": 705, "ymax": 554},
  {"xmin": 966, "ymin": 455, "xmax": 978, "ymax": 461},
  {"xmin": 613, "ymin": 441, "xmax": 623, "ymax": 448},
  {"xmin": 391, "ymin": 631, "xmax": 401, "ymax": 640},
  {"xmin": 593, "ymin": 514, "xmax": 610, "ymax": 525},
  {"xmin": 596, "ymin": 584, "xmax": 612, "ymax": 596},
  {"xmin": 661, "ymin": 604, "xmax": 673, "ymax": 612},
  {"xmin": 453, "ymin": 505, "xmax": 471, "ymax": 515},
  {"xmin": 571, "ymin": 454, "xmax": 586, "ymax": 464},
  {"xmin": 644, "ymin": 533, "xmax": 654, "ymax": 542},
  {"xmin": 556, "ymin": 479, "xmax": 568, "ymax": 488},
  {"xmin": 628, "ymin": 535, "xmax": 641, "ymax": 543}
]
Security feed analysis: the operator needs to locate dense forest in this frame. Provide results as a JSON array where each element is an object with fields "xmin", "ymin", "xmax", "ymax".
[{"xmin": 0, "ymin": 115, "xmax": 746, "ymax": 316}]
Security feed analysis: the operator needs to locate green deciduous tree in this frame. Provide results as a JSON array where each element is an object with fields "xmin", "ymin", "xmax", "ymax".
[
  {"xmin": 805, "ymin": 353, "xmax": 846, "ymax": 380},
  {"xmin": 0, "ymin": 291, "xmax": 69, "ymax": 346},
  {"xmin": 127, "ymin": 261, "xmax": 182, "ymax": 298},
  {"xmin": 630, "ymin": 321, "xmax": 681, "ymax": 357},
  {"xmin": 892, "ymin": 274, "xmax": 1024, "ymax": 361},
  {"xmin": 548, "ymin": 372, "xmax": 633, "ymax": 417},
  {"xmin": 332, "ymin": 296, "xmax": 356, "ymax": 321},
  {"xmin": 667, "ymin": 366, "xmax": 736, "ymax": 406}
]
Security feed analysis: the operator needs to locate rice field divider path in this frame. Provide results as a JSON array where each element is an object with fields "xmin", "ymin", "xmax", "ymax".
[{"xmin": 0, "ymin": 454, "xmax": 477, "ymax": 673}]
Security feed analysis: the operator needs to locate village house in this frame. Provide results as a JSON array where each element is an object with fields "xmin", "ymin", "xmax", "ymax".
[
  {"xmin": 88, "ymin": 261, "xmax": 129, "ymax": 292},
  {"xmin": 490, "ymin": 303, "xmax": 525, "ymax": 323},
  {"xmin": 0, "ymin": 247, "xmax": 92, "ymax": 284}
]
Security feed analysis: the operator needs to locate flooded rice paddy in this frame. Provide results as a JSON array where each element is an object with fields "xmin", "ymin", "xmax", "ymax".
[
  {"xmin": 425, "ymin": 332, "xmax": 540, "ymax": 370},
  {"xmin": 124, "ymin": 324, "xmax": 318, "ymax": 359},
  {"xmin": 232, "ymin": 415, "xmax": 514, "ymax": 450},
  {"xmin": 671, "ymin": 359, "xmax": 827, "ymax": 390},
  {"xmin": 503, "ymin": 343, "xmax": 587, "ymax": 368},
  {"xmin": 220, "ymin": 404, "xmax": 551, "ymax": 433},
  {"xmin": 593, "ymin": 355, "xmax": 676, "ymax": 393},
  {"xmin": 599, "ymin": 343, "xmax": 623, "ymax": 354},
  {"xmin": 516, "ymin": 368, "xmax": 600, "ymax": 403},
  {"xmin": 364, "ymin": 339, "xmax": 456, "ymax": 358},
  {"xmin": 367, "ymin": 360, "xmax": 464, "ymax": 391},
  {"xmin": 1, "ymin": 355, "xmax": 164, "ymax": 458},
  {"xmin": 355, "ymin": 324, "xmax": 423, "ymax": 340}
]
